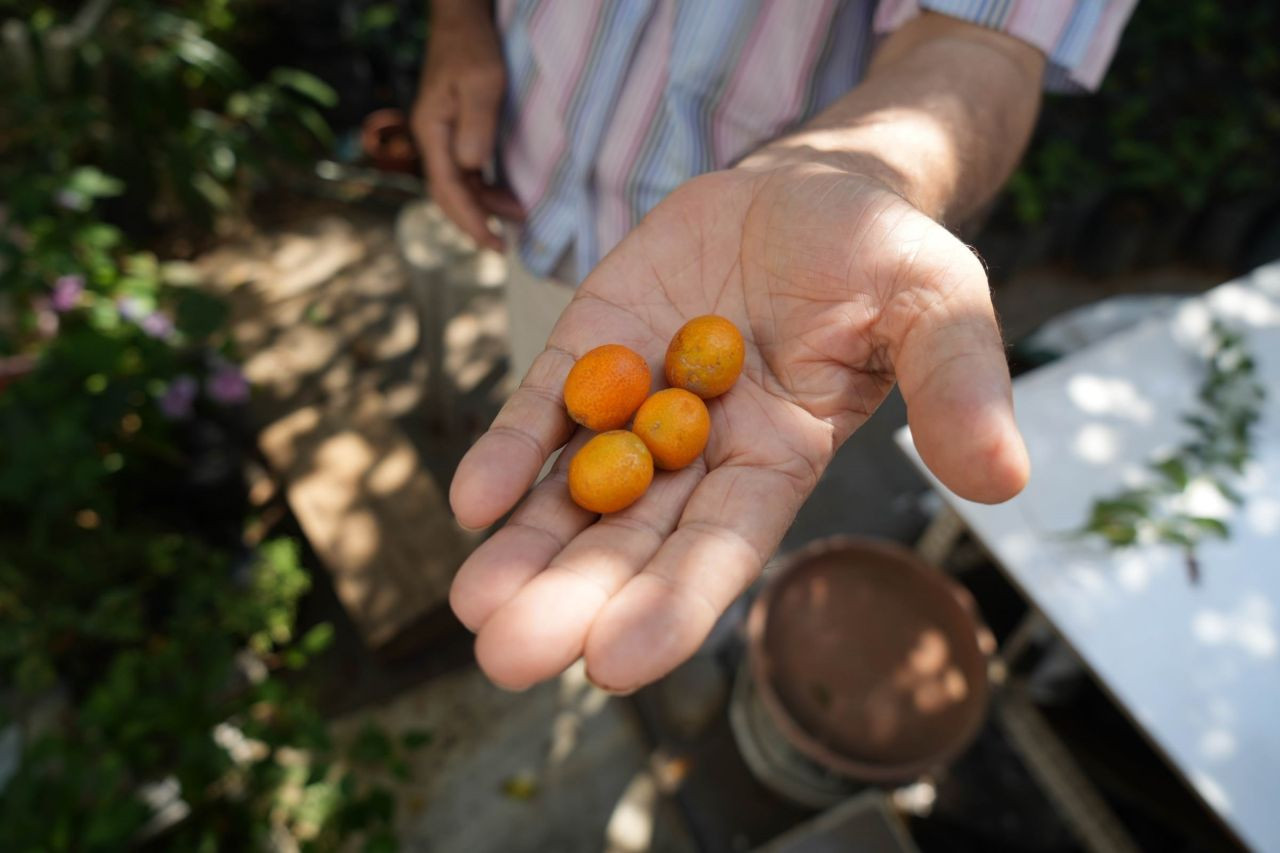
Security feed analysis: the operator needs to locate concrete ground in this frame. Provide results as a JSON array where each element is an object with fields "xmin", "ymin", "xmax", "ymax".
[
  {"xmin": 200, "ymin": 192, "xmax": 1225, "ymax": 852},
  {"xmin": 330, "ymin": 661, "xmax": 698, "ymax": 853}
]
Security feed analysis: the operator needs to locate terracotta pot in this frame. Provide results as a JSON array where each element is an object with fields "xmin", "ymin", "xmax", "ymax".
[
  {"xmin": 360, "ymin": 108, "xmax": 421, "ymax": 175},
  {"xmin": 742, "ymin": 536, "xmax": 992, "ymax": 796},
  {"xmin": 729, "ymin": 659, "xmax": 867, "ymax": 808}
]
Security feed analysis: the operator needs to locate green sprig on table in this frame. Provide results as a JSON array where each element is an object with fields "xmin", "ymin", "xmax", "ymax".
[{"xmin": 1079, "ymin": 320, "xmax": 1265, "ymax": 583}]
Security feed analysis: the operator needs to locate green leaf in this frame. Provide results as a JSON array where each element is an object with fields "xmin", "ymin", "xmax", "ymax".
[
  {"xmin": 226, "ymin": 91, "xmax": 253, "ymax": 119},
  {"xmin": 1100, "ymin": 523, "xmax": 1138, "ymax": 546},
  {"xmin": 167, "ymin": 26, "xmax": 245, "ymax": 86},
  {"xmin": 175, "ymin": 289, "xmax": 229, "ymax": 340},
  {"xmin": 76, "ymin": 222, "xmax": 124, "ymax": 250},
  {"xmin": 1151, "ymin": 457, "xmax": 1190, "ymax": 489},
  {"xmin": 299, "ymin": 622, "xmax": 334, "ymax": 655},
  {"xmin": 191, "ymin": 172, "xmax": 233, "ymax": 212},
  {"xmin": 16, "ymin": 652, "xmax": 57, "ymax": 693},
  {"xmin": 363, "ymin": 787, "xmax": 395, "ymax": 822},
  {"xmin": 1215, "ymin": 480, "xmax": 1244, "ymax": 504},
  {"xmin": 1182, "ymin": 413, "xmax": 1213, "ymax": 433},
  {"xmin": 209, "ymin": 143, "xmax": 237, "ymax": 180},
  {"xmin": 270, "ymin": 68, "xmax": 339, "ymax": 108},
  {"xmin": 1093, "ymin": 494, "xmax": 1149, "ymax": 518},
  {"xmin": 357, "ymin": 4, "xmax": 398, "ymax": 34},
  {"xmin": 292, "ymin": 105, "xmax": 334, "ymax": 145},
  {"xmin": 67, "ymin": 167, "xmax": 125, "ymax": 199},
  {"xmin": 400, "ymin": 729, "xmax": 433, "ymax": 750},
  {"xmin": 348, "ymin": 723, "xmax": 393, "ymax": 765},
  {"xmin": 1189, "ymin": 517, "xmax": 1230, "ymax": 538},
  {"xmin": 1157, "ymin": 526, "xmax": 1196, "ymax": 548},
  {"xmin": 363, "ymin": 831, "xmax": 398, "ymax": 853}
]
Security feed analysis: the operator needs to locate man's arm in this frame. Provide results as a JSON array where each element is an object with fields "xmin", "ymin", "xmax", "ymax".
[
  {"xmin": 411, "ymin": 0, "xmax": 521, "ymax": 250},
  {"xmin": 741, "ymin": 12, "xmax": 1045, "ymax": 224},
  {"xmin": 448, "ymin": 13, "xmax": 1045, "ymax": 692}
]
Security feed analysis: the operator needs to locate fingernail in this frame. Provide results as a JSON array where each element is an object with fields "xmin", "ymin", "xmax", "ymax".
[{"xmin": 586, "ymin": 671, "xmax": 636, "ymax": 697}]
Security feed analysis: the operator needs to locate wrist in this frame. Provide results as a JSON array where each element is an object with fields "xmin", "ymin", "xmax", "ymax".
[
  {"xmin": 736, "ymin": 13, "xmax": 1045, "ymax": 226},
  {"xmin": 432, "ymin": 0, "xmax": 492, "ymax": 28},
  {"xmin": 736, "ymin": 119, "xmax": 948, "ymax": 220}
]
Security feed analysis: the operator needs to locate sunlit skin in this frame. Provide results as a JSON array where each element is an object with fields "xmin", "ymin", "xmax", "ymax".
[{"xmin": 430, "ymin": 12, "xmax": 1046, "ymax": 692}]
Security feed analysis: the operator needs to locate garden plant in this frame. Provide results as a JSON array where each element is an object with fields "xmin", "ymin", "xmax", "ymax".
[{"xmin": 0, "ymin": 1, "xmax": 422, "ymax": 849}]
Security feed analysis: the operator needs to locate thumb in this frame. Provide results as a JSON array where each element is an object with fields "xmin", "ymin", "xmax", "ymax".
[{"xmin": 887, "ymin": 235, "xmax": 1029, "ymax": 504}]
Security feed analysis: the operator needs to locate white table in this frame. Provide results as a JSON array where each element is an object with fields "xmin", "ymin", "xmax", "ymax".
[{"xmin": 896, "ymin": 262, "xmax": 1280, "ymax": 852}]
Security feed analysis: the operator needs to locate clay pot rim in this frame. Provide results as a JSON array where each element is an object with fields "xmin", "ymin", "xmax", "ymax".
[{"xmin": 746, "ymin": 534, "xmax": 990, "ymax": 784}]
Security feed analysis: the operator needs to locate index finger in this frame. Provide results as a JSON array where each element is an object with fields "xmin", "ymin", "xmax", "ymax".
[
  {"xmin": 450, "ymin": 346, "xmax": 577, "ymax": 529},
  {"xmin": 420, "ymin": 113, "xmax": 503, "ymax": 251}
]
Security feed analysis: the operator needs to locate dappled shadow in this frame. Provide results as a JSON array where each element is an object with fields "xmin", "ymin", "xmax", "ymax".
[{"xmin": 195, "ymin": 196, "xmax": 509, "ymax": 658}]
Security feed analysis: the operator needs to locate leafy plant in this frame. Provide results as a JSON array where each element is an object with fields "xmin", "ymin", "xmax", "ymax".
[
  {"xmin": 0, "ymin": 0, "xmax": 336, "ymax": 242},
  {"xmin": 0, "ymin": 3, "xmax": 423, "ymax": 849},
  {"xmin": 0, "ymin": 534, "xmax": 425, "ymax": 850},
  {"xmin": 0, "ymin": 162, "xmax": 244, "ymax": 529},
  {"xmin": 1079, "ymin": 321, "xmax": 1265, "ymax": 582},
  {"xmin": 1002, "ymin": 0, "xmax": 1280, "ymax": 226}
]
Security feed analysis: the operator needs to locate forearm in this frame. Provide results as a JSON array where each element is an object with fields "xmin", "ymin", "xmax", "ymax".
[
  {"xmin": 430, "ymin": 0, "xmax": 492, "ymax": 26},
  {"xmin": 740, "ymin": 13, "xmax": 1045, "ymax": 225}
]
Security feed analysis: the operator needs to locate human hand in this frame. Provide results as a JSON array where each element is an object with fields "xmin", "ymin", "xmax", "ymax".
[
  {"xmin": 449, "ymin": 163, "xmax": 1029, "ymax": 692},
  {"xmin": 411, "ymin": 3, "xmax": 522, "ymax": 250}
]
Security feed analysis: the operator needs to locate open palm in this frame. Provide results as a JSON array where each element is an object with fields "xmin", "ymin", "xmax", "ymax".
[{"xmin": 449, "ymin": 164, "xmax": 1029, "ymax": 692}]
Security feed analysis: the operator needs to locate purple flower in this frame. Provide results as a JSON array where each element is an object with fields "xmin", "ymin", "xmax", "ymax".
[
  {"xmin": 51, "ymin": 275, "xmax": 85, "ymax": 312},
  {"xmin": 140, "ymin": 312, "xmax": 176, "ymax": 341},
  {"xmin": 159, "ymin": 375, "xmax": 198, "ymax": 420},
  {"xmin": 206, "ymin": 363, "xmax": 250, "ymax": 406}
]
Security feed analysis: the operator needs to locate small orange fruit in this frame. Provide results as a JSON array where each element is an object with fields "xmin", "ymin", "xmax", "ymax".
[
  {"xmin": 563, "ymin": 344, "xmax": 651, "ymax": 431},
  {"xmin": 664, "ymin": 315, "xmax": 744, "ymax": 399},
  {"xmin": 568, "ymin": 430, "xmax": 654, "ymax": 513},
  {"xmin": 631, "ymin": 388, "xmax": 710, "ymax": 470}
]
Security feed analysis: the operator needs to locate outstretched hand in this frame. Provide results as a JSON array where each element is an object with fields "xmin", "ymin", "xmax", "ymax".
[{"xmin": 448, "ymin": 164, "xmax": 1029, "ymax": 692}]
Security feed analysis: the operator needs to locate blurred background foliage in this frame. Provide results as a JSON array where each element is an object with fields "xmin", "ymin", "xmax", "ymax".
[
  {"xmin": 985, "ymin": 0, "xmax": 1280, "ymax": 275},
  {"xmin": 0, "ymin": 0, "xmax": 337, "ymax": 243},
  {"xmin": 1014, "ymin": 2, "xmax": 1278, "ymax": 218},
  {"xmin": 0, "ymin": 1, "xmax": 418, "ymax": 850}
]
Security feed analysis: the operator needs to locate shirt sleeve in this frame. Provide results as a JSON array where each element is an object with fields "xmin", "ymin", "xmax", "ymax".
[{"xmin": 873, "ymin": 0, "xmax": 1138, "ymax": 92}]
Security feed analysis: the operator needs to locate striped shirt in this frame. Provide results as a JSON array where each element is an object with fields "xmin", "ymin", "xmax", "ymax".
[{"xmin": 497, "ymin": 0, "xmax": 1137, "ymax": 282}]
